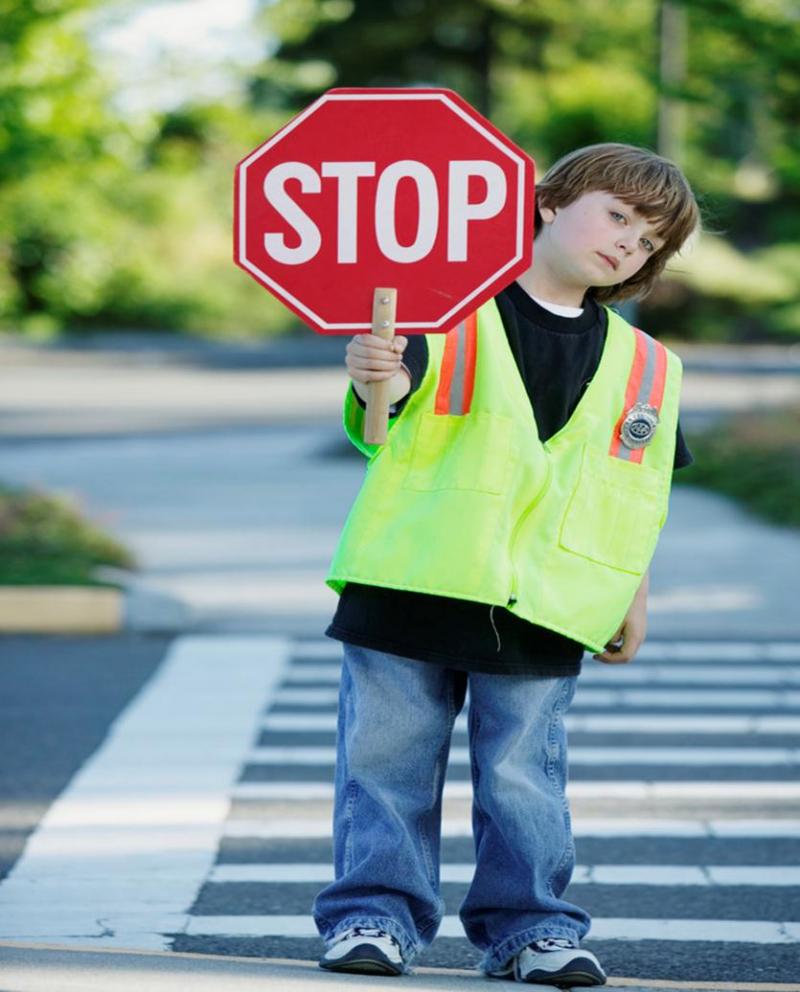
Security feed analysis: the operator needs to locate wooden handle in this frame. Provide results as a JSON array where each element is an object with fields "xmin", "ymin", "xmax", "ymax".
[{"xmin": 364, "ymin": 288, "xmax": 398, "ymax": 445}]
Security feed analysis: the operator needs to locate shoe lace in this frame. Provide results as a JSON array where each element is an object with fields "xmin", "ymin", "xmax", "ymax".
[
  {"xmin": 341, "ymin": 926, "xmax": 399, "ymax": 946},
  {"xmin": 530, "ymin": 937, "xmax": 577, "ymax": 952}
]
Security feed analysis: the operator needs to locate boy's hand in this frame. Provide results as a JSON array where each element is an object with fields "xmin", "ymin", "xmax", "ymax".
[
  {"xmin": 593, "ymin": 571, "xmax": 649, "ymax": 665},
  {"xmin": 346, "ymin": 333, "xmax": 409, "ymax": 383}
]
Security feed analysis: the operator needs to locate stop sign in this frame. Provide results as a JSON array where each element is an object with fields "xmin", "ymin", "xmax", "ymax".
[{"xmin": 234, "ymin": 87, "xmax": 535, "ymax": 335}]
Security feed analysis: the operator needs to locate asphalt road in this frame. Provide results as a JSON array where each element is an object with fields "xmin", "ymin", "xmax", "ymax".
[
  {"xmin": 1, "ymin": 333, "xmax": 799, "ymax": 987},
  {"xmin": 1, "ymin": 632, "xmax": 799, "ymax": 986}
]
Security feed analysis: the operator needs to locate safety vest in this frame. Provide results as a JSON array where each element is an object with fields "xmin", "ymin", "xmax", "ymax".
[{"xmin": 326, "ymin": 299, "xmax": 682, "ymax": 653}]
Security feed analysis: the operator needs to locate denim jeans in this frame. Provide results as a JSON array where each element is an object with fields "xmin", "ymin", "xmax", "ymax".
[{"xmin": 311, "ymin": 642, "xmax": 592, "ymax": 973}]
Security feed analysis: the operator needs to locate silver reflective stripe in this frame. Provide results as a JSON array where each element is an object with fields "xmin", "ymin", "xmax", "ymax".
[
  {"xmin": 617, "ymin": 331, "xmax": 658, "ymax": 461},
  {"xmin": 448, "ymin": 320, "xmax": 468, "ymax": 416}
]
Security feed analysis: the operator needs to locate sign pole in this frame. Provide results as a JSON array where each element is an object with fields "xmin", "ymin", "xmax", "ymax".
[{"xmin": 364, "ymin": 287, "xmax": 397, "ymax": 445}]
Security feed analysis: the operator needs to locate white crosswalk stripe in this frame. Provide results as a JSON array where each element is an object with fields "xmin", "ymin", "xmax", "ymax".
[
  {"xmin": 246, "ymin": 744, "xmax": 800, "ymax": 765},
  {"xmin": 231, "ymin": 780, "xmax": 800, "ymax": 800},
  {"xmin": 274, "ymin": 685, "xmax": 800, "ymax": 707},
  {"xmin": 284, "ymin": 662, "xmax": 800, "ymax": 685},
  {"xmin": 263, "ymin": 712, "xmax": 800, "ymax": 733},
  {"xmin": 209, "ymin": 863, "xmax": 800, "ymax": 886},
  {"xmin": 220, "ymin": 817, "xmax": 800, "ymax": 839},
  {"xmin": 202, "ymin": 636, "xmax": 800, "ymax": 978},
  {"xmin": 4, "ymin": 634, "xmax": 796, "ymax": 979}
]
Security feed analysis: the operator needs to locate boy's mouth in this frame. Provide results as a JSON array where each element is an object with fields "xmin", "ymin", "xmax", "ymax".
[{"xmin": 597, "ymin": 252, "xmax": 619, "ymax": 271}]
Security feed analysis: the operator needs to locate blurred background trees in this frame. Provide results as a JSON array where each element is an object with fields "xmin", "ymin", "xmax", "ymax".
[{"xmin": 1, "ymin": 0, "xmax": 798, "ymax": 341}]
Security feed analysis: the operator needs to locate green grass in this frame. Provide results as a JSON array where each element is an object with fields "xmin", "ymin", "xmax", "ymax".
[
  {"xmin": 0, "ymin": 484, "xmax": 137, "ymax": 586},
  {"xmin": 680, "ymin": 406, "xmax": 800, "ymax": 528}
]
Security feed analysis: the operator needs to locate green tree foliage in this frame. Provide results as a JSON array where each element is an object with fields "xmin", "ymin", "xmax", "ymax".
[
  {"xmin": 250, "ymin": 0, "xmax": 800, "ymax": 341},
  {"xmin": 1, "ymin": 0, "xmax": 798, "ymax": 340},
  {"xmin": 0, "ymin": 0, "xmax": 296, "ymax": 337}
]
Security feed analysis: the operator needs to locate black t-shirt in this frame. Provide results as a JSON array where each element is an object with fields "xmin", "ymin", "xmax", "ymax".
[{"xmin": 326, "ymin": 284, "xmax": 694, "ymax": 676}]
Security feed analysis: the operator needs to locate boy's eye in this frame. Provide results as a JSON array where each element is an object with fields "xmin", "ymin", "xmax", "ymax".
[
  {"xmin": 610, "ymin": 210, "xmax": 625, "ymax": 222},
  {"xmin": 641, "ymin": 238, "xmax": 655, "ymax": 252}
]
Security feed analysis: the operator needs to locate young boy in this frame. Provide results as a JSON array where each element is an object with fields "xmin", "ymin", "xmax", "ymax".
[{"xmin": 312, "ymin": 142, "xmax": 700, "ymax": 985}]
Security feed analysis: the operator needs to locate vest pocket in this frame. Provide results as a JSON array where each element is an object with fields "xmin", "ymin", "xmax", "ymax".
[
  {"xmin": 559, "ymin": 443, "xmax": 668, "ymax": 575},
  {"xmin": 401, "ymin": 411, "xmax": 512, "ymax": 495}
]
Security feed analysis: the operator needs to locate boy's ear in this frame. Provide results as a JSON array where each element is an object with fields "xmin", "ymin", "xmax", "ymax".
[{"xmin": 538, "ymin": 203, "xmax": 557, "ymax": 224}]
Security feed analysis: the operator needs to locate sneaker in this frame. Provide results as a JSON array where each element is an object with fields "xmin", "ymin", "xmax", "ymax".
[
  {"xmin": 319, "ymin": 926, "xmax": 406, "ymax": 975},
  {"xmin": 488, "ymin": 937, "xmax": 607, "ymax": 986}
]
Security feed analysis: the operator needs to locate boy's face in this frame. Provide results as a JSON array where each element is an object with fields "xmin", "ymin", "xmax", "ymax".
[{"xmin": 537, "ymin": 190, "xmax": 666, "ymax": 290}]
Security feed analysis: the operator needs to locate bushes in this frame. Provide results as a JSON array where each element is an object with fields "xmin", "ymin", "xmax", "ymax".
[
  {"xmin": 0, "ymin": 484, "xmax": 136, "ymax": 586},
  {"xmin": 680, "ymin": 406, "xmax": 800, "ymax": 528}
]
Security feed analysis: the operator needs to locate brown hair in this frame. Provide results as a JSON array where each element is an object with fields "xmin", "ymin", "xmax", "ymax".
[{"xmin": 534, "ymin": 142, "xmax": 701, "ymax": 303}]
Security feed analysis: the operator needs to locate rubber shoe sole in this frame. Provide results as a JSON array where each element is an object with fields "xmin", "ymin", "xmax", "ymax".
[
  {"xmin": 517, "ymin": 951, "xmax": 606, "ymax": 987},
  {"xmin": 319, "ymin": 945, "xmax": 404, "ymax": 975},
  {"xmin": 319, "ymin": 934, "xmax": 405, "ymax": 976},
  {"xmin": 487, "ymin": 950, "xmax": 606, "ymax": 986}
]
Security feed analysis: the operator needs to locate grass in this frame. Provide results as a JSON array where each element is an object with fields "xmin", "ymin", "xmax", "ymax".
[
  {"xmin": 679, "ymin": 406, "xmax": 800, "ymax": 528},
  {"xmin": 0, "ymin": 484, "xmax": 137, "ymax": 586}
]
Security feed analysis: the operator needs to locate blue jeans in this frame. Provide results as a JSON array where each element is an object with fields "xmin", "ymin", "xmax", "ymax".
[{"xmin": 311, "ymin": 642, "xmax": 592, "ymax": 973}]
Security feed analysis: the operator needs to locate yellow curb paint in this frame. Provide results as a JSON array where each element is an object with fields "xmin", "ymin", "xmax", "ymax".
[
  {"xmin": 0, "ymin": 946, "xmax": 797, "ymax": 991},
  {"xmin": 0, "ymin": 587, "xmax": 123, "ymax": 633},
  {"xmin": 605, "ymin": 980, "xmax": 800, "ymax": 991}
]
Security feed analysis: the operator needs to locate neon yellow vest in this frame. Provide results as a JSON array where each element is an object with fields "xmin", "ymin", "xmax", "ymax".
[{"xmin": 326, "ymin": 299, "xmax": 681, "ymax": 653}]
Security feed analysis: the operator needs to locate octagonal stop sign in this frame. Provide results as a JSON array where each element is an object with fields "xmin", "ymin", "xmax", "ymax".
[{"xmin": 234, "ymin": 87, "xmax": 535, "ymax": 441}]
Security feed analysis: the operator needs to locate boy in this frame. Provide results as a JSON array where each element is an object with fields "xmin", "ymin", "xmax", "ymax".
[{"xmin": 312, "ymin": 143, "xmax": 700, "ymax": 985}]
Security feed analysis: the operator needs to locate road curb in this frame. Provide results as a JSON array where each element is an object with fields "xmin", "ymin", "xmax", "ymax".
[
  {"xmin": 0, "ymin": 944, "xmax": 796, "ymax": 992},
  {"xmin": 0, "ymin": 579, "xmax": 191, "ymax": 635},
  {"xmin": 0, "ymin": 586, "xmax": 124, "ymax": 634}
]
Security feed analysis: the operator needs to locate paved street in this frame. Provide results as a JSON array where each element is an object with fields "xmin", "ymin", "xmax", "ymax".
[
  {"xmin": 1, "ymin": 633, "xmax": 800, "ymax": 987},
  {"xmin": 1, "ymin": 335, "xmax": 799, "ymax": 988}
]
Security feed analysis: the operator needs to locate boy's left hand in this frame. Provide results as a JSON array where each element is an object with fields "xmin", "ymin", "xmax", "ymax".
[{"xmin": 593, "ymin": 571, "xmax": 649, "ymax": 665}]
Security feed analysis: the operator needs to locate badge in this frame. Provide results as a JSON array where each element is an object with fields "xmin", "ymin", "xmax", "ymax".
[{"xmin": 620, "ymin": 402, "xmax": 659, "ymax": 449}]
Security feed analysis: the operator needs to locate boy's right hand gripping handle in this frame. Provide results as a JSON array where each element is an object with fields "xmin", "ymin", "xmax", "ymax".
[{"xmin": 364, "ymin": 289, "xmax": 397, "ymax": 445}]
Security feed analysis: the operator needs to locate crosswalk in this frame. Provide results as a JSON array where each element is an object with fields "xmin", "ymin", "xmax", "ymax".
[
  {"xmin": 0, "ymin": 636, "xmax": 798, "ymax": 984},
  {"xmin": 175, "ymin": 638, "xmax": 800, "ymax": 983}
]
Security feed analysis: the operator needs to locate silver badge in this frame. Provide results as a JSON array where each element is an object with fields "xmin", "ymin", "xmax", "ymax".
[{"xmin": 620, "ymin": 402, "xmax": 660, "ymax": 449}]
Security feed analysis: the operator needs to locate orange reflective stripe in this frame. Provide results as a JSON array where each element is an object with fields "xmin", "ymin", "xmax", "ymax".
[
  {"xmin": 434, "ymin": 325, "xmax": 458, "ymax": 414},
  {"xmin": 462, "ymin": 311, "xmax": 477, "ymax": 414},
  {"xmin": 609, "ymin": 327, "xmax": 667, "ymax": 463},
  {"xmin": 434, "ymin": 313, "xmax": 477, "ymax": 416}
]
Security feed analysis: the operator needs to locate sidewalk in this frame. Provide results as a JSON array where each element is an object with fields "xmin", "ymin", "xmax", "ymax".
[
  {"xmin": 1, "ymin": 329, "xmax": 799, "ymax": 638},
  {"xmin": 2, "ymin": 942, "xmax": 796, "ymax": 992},
  {"xmin": 1, "ymin": 331, "xmax": 799, "ymax": 444}
]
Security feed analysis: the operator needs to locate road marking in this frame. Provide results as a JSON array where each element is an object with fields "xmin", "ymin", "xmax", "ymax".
[
  {"xmin": 209, "ymin": 863, "xmax": 800, "ymax": 886},
  {"xmin": 283, "ymin": 663, "xmax": 800, "ymax": 685},
  {"xmin": 273, "ymin": 686, "xmax": 800, "ymax": 708},
  {"xmin": 231, "ymin": 781, "xmax": 800, "ymax": 801},
  {"xmin": 262, "ymin": 712, "xmax": 800, "ymax": 734},
  {"xmin": 246, "ymin": 745, "xmax": 800, "ymax": 766},
  {"xmin": 293, "ymin": 639, "xmax": 800, "ymax": 662},
  {"xmin": 184, "ymin": 914, "xmax": 800, "ymax": 943},
  {"xmin": 0, "ymin": 636, "xmax": 291, "ymax": 950},
  {"xmin": 222, "ymin": 817, "xmax": 800, "ymax": 839}
]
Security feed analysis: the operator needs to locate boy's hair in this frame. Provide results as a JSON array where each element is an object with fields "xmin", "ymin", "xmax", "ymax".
[{"xmin": 533, "ymin": 142, "xmax": 701, "ymax": 303}]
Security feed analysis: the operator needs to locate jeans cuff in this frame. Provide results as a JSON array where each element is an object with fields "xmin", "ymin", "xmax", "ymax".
[
  {"xmin": 325, "ymin": 915, "xmax": 418, "ymax": 964},
  {"xmin": 479, "ymin": 925, "xmax": 582, "ymax": 974}
]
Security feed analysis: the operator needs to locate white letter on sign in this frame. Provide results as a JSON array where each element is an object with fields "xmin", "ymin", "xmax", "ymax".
[
  {"xmin": 375, "ymin": 161, "xmax": 438, "ymax": 263},
  {"xmin": 447, "ymin": 161, "xmax": 507, "ymax": 262},
  {"xmin": 263, "ymin": 162, "xmax": 321, "ymax": 264},
  {"xmin": 321, "ymin": 161, "xmax": 376, "ymax": 263}
]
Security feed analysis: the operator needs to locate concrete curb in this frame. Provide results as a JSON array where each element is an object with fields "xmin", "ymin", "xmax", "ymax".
[
  {"xmin": 0, "ymin": 944, "xmax": 795, "ymax": 992},
  {"xmin": 0, "ymin": 573, "xmax": 191, "ymax": 635},
  {"xmin": 0, "ymin": 586, "xmax": 124, "ymax": 634}
]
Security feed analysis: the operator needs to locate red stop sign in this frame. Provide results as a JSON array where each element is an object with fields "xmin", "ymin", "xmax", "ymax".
[{"xmin": 234, "ymin": 87, "xmax": 535, "ymax": 335}]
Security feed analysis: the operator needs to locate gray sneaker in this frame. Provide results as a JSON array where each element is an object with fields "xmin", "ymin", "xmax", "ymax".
[
  {"xmin": 488, "ymin": 937, "xmax": 607, "ymax": 986},
  {"xmin": 319, "ymin": 926, "xmax": 406, "ymax": 975}
]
